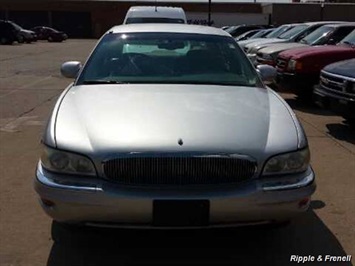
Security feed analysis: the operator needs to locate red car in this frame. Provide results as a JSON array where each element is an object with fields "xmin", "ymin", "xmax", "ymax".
[
  {"xmin": 275, "ymin": 30, "xmax": 355, "ymax": 96},
  {"xmin": 30, "ymin": 26, "xmax": 68, "ymax": 42}
]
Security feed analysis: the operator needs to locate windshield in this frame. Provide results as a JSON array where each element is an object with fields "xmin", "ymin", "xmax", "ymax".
[
  {"xmin": 126, "ymin": 17, "xmax": 185, "ymax": 24},
  {"xmin": 278, "ymin": 25, "xmax": 308, "ymax": 40},
  {"xmin": 9, "ymin": 21, "xmax": 22, "ymax": 31},
  {"xmin": 235, "ymin": 30, "xmax": 258, "ymax": 40},
  {"xmin": 300, "ymin": 25, "xmax": 333, "ymax": 45},
  {"xmin": 225, "ymin": 26, "xmax": 237, "ymax": 34},
  {"xmin": 77, "ymin": 33, "xmax": 260, "ymax": 87},
  {"xmin": 266, "ymin": 25, "xmax": 292, "ymax": 38},
  {"xmin": 251, "ymin": 29, "xmax": 268, "ymax": 38},
  {"xmin": 339, "ymin": 30, "xmax": 355, "ymax": 46}
]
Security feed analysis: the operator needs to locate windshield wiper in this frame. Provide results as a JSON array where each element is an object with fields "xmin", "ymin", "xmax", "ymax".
[{"xmin": 82, "ymin": 80, "xmax": 127, "ymax": 85}]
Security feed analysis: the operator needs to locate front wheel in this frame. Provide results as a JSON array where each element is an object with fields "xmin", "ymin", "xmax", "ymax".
[
  {"xmin": 51, "ymin": 221, "xmax": 85, "ymax": 243},
  {"xmin": 17, "ymin": 35, "xmax": 24, "ymax": 43},
  {"xmin": 0, "ymin": 37, "xmax": 10, "ymax": 45}
]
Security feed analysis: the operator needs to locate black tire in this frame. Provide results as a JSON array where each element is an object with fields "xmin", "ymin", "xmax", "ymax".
[
  {"xmin": 267, "ymin": 220, "xmax": 291, "ymax": 229},
  {"xmin": 0, "ymin": 37, "xmax": 9, "ymax": 45},
  {"xmin": 17, "ymin": 35, "xmax": 24, "ymax": 43},
  {"xmin": 51, "ymin": 220, "xmax": 86, "ymax": 244},
  {"xmin": 344, "ymin": 117, "xmax": 355, "ymax": 127}
]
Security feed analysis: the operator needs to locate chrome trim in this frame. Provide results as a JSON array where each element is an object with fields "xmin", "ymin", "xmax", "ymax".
[
  {"xmin": 36, "ymin": 163, "xmax": 102, "ymax": 192},
  {"xmin": 262, "ymin": 170, "xmax": 314, "ymax": 191},
  {"xmin": 314, "ymin": 87, "xmax": 355, "ymax": 102},
  {"xmin": 320, "ymin": 84, "xmax": 355, "ymax": 97},
  {"xmin": 85, "ymin": 220, "xmax": 272, "ymax": 229},
  {"xmin": 321, "ymin": 70, "xmax": 355, "ymax": 82}
]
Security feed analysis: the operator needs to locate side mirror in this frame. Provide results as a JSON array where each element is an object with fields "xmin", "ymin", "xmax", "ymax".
[
  {"xmin": 257, "ymin": 64, "xmax": 277, "ymax": 85},
  {"xmin": 61, "ymin": 61, "xmax": 82, "ymax": 78}
]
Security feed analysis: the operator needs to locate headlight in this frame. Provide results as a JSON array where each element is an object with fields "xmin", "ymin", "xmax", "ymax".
[
  {"xmin": 41, "ymin": 146, "xmax": 96, "ymax": 176},
  {"xmin": 287, "ymin": 59, "xmax": 297, "ymax": 71},
  {"xmin": 263, "ymin": 148, "xmax": 310, "ymax": 176},
  {"xmin": 287, "ymin": 59, "xmax": 302, "ymax": 71}
]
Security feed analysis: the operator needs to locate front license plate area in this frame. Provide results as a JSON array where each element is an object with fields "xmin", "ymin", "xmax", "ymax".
[{"xmin": 153, "ymin": 200, "xmax": 210, "ymax": 227}]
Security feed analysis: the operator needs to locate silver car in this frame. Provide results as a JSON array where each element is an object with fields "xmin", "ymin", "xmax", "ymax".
[{"xmin": 34, "ymin": 24, "xmax": 316, "ymax": 230}]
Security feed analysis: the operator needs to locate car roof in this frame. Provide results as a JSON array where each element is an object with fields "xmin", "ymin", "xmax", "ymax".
[
  {"xmin": 327, "ymin": 22, "xmax": 355, "ymax": 27},
  {"xmin": 108, "ymin": 24, "xmax": 231, "ymax": 37},
  {"xmin": 126, "ymin": 6, "xmax": 185, "ymax": 18},
  {"xmin": 303, "ymin": 21, "xmax": 346, "ymax": 26}
]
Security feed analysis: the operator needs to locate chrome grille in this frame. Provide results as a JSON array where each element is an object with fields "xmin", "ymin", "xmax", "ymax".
[
  {"xmin": 276, "ymin": 58, "xmax": 287, "ymax": 70},
  {"xmin": 103, "ymin": 156, "xmax": 256, "ymax": 186},
  {"xmin": 320, "ymin": 71, "xmax": 355, "ymax": 95}
]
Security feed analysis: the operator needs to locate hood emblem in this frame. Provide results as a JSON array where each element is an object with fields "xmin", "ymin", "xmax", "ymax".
[{"xmin": 178, "ymin": 138, "xmax": 184, "ymax": 146}]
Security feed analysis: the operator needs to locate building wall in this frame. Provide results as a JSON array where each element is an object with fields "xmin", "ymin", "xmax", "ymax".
[
  {"xmin": 1, "ymin": 1, "xmax": 354, "ymax": 38},
  {"xmin": 0, "ymin": 1, "xmax": 263, "ymax": 37},
  {"xmin": 270, "ymin": 3, "xmax": 355, "ymax": 25}
]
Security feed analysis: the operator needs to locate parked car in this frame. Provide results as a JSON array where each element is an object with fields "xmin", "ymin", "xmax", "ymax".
[
  {"xmin": 123, "ymin": 6, "xmax": 187, "ymax": 24},
  {"xmin": 234, "ymin": 29, "xmax": 263, "ymax": 41},
  {"xmin": 5, "ymin": 21, "xmax": 37, "ymax": 43},
  {"xmin": 225, "ymin": 24, "xmax": 268, "ymax": 38},
  {"xmin": 245, "ymin": 21, "xmax": 344, "ymax": 63},
  {"xmin": 31, "ymin": 26, "xmax": 68, "ymax": 42},
  {"xmin": 221, "ymin": 26, "xmax": 230, "ymax": 30},
  {"xmin": 275, "ymin": 30, "xmax": 355, "ymax": 96},
  {"xmin": 238, "ymin": 24, "xmax": 297, "ymax": 50},
  {"xmin": 313, "ymin": 58, "xmax": 355, "ymax": 123},
  {"xmin": 235, "ymin": 28, "xmax": 274, "ymax": 41},
  {"xmin": 0, "ymin": 20, "xmax": 19, "ymax": 44},
  {"xmin": 34, "ymin": 24, "xmax": 315, "ymax": 235},
  {"xmin": 256, "ymin": 23, "xmax": 355, "ymax": 66}
]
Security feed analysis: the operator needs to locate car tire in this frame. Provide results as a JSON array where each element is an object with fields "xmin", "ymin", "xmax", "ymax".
[
  {"xmin": 17, "ymin": 35, "xmax": 24, "ymax": 43},
  {"xmin": 0, "ymin": 37, "xmax": 10, "ymax": 45},
  {"xmin": 344, "ymin": 117, "xmax": 355, "ymax": 127},
  {"xmin": 267, "ymin": 220, "xmax": 291, "ymax": 229},
  {"xmin": 51, "ymin": 220, "xmax": 86, "ymax": 244}
]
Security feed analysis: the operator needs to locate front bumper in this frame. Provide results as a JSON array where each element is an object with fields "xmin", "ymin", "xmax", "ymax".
[
  {"xmin": 34, "ymin": 163, "xmax": 316, "ymax": 228},
  {"xmin": 313, "ymin": 85, "xmax": 355, "ymax": 119},
  {"xmin": 276, "ymin": 72, "xmax": 318, "ymax": 92}
]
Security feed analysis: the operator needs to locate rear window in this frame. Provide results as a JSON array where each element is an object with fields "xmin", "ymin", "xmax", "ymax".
[{"xmin": 278, "ymin": 25, "xmax": 308, "ymax": 40}]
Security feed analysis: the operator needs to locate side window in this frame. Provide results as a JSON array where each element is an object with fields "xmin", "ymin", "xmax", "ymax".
[{"xmin": 330, "ymin": 27, "xmax": 355, "ymax": 43}]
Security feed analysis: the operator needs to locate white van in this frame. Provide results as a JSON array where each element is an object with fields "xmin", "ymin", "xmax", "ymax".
[{"xmin": 123, "ymin": 6, "xmax": 187, "ymax": 24}]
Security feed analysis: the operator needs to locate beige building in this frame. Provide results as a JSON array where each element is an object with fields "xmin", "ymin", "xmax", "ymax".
[{"xmin": 1, "ymin": 0, "xmax": 354, "ymax": 38}]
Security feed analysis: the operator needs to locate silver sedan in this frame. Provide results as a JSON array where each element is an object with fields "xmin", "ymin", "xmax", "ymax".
[{"xmin": 34, "ymin": 24, "xmax": 315, "ymax": 230}]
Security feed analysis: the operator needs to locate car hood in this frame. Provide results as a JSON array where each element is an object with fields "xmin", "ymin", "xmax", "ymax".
[
  {"xmin": 237, "ymin": 38, "xmax": 267, "ymax": 48},
  {"xmin": 246, "ymin": 38, "xmax": 287, "ymax": 50},
  {"xmin": 279, "ymin": 45, "xmax": 355, "ymax": 60},
  {"xmin": 21, "ymin": 29, "xmax": 35, "ymax": 34},
  {"xmin": 258, "ymin": 42, "xmax": 308, "ymax": 56},
  {"xmin": 54, "ymin": 84, "xmax": 298, "ymax": 164},
  {"xmin": 323, "ymin": 58, "xmax": 355, "ymax": 78}
]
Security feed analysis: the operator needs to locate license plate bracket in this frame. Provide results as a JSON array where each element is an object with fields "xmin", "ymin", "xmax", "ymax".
[{"xmin": 153, "ymin": 200, "xmax": 210, "ymax": 227}]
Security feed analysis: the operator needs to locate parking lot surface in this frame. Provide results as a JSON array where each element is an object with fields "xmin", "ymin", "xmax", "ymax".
[{"xmin": 0, "ymin": 40, "xmax": 354, "ymax": 266}]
